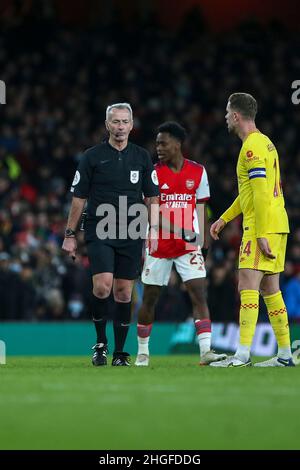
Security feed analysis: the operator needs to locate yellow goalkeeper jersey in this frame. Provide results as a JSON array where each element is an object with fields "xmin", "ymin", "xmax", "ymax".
[{"xmin": 222, "ymin": 131, "xmax": 289, "ymax": 237}]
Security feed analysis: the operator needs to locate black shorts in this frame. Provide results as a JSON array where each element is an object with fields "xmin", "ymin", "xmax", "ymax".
[{"xmin": 86, "ymin": 238, "xmax": 143, "ymax": 279}]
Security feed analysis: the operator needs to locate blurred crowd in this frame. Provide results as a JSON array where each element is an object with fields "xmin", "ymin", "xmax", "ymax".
[{"xmin": 1, "ymin": 6, "xmax": 300, "ymax": 321}]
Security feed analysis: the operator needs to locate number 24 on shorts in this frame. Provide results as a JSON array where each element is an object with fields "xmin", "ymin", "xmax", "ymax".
[{"xmin": 240, "ymin": 240, "xmax": 252, "ymax": 257}]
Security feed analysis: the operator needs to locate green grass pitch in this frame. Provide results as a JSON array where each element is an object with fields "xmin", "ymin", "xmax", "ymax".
[{"xmin": 0, "ymin": 356, "xmax": 299, "ymax": 450}]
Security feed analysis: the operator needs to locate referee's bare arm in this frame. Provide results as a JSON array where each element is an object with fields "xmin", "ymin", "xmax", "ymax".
[
  {"xmin": 146, "ymin": 196, "xmax": 159, "ymax": 224},
  {"xmin": 145, "ymin": 196, "xmax": 159, "ymax": 254},
  {"xmin": 62, "ymin": 196, "xmax": 86, "ymax": 258}
]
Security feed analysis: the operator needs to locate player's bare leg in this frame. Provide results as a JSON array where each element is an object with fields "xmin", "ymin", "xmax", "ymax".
[
  {"xmin": 184, "ymin": 278, "xmax": 226, "ymax": 365},
  {"xmin": 135, "ymin": 285, "xmax": 161, "ymax": 366},
  {"xmin": 255, "ymin": 273, "xmax": 294, "ymax": 367}
]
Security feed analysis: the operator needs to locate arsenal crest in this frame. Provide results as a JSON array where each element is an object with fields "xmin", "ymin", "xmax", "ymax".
[{"xmin": 186, "ymin": 179, "xmax": 195, "ymax": 189}]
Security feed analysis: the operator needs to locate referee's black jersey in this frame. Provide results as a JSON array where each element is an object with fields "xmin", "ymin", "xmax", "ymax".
[{"xmin": 71, "ymin": 141, "xmax": 159, "ymax": 218}]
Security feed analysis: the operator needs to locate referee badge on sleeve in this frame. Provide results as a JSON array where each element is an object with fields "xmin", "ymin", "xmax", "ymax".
[{"xmin": 130, "ymin": 171, "xmax": 139, "ymax": 184}]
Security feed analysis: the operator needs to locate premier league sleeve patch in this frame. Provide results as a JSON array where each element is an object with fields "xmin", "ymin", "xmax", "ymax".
[
  {"xmin": 151, "ymin": 170, "xmax": 159, "ymax": 185},
  {"xmin": 72, "ymin": 170, "xmax": 81, "ymax": 186}
]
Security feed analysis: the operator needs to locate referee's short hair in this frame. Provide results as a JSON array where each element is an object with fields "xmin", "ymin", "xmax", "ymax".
[
  {"xmin": 157, "ymin": 121, "xmax": 187, "ymax": 144},
  {"xmin": 228, "ymin": 93, "xmax": 257, "ymax": 120},
  {"xmin": 106, "ymin": 103, "xmax": 133, "ymax": 120}
]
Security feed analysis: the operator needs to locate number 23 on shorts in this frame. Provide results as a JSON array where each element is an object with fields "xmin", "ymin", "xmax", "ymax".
[{"xmin": 189, "ymin": 252, "xmax": 205, "ymax": 270}]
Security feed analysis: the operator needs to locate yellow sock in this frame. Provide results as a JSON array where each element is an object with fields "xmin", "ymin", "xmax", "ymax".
[
  {"xmin": 239, "ymin": 290, "xmax": 259, "ymax": 347},
  {"xmin": 263, "ymin": 291, "xmax": 291, "ymax": 349}
]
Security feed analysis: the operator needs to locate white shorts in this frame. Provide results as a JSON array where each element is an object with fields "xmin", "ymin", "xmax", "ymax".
[{"xmin": 141, "ymin": 250, "xmax": 206, "ymax": 286}]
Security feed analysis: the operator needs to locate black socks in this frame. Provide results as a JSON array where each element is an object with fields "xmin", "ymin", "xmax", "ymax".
[{"xmin": 113, "ymin": 302, "xmax": 131, "ymax": 353}]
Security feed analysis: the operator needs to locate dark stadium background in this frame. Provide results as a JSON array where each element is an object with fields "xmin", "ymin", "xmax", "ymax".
[
  {"xmin": 1, "ymin": 0, "xmax": 300, "ymax": 326},
  {"xmin": 1, "ymin": 2, "xmax": 300, "ymax": 454}
]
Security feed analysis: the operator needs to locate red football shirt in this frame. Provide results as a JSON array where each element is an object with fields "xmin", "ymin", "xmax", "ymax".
[{"xmin": 152, "ymin": 158, "xmax": 210, "ymax": 258}]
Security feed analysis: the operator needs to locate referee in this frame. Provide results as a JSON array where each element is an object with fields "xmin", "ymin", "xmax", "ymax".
[{"xmin": 62, "ymin": 103, "xmax": 159, "ymax": 366}]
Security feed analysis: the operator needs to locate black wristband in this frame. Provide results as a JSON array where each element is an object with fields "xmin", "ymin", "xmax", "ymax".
[
  {"xmin": 181, "ymin": 228, "xmax": 197, "ymax": 243},
  {"xmin": 65, "ymin": 228, "xmax": 76, "ymax": 238},
  {"xmin": 79, "ymin": 211, "xmax": 87, "ymax": 231},
  {"xmin": 202, "ymin": 248, "xmax": 209, "ymax": 261}
]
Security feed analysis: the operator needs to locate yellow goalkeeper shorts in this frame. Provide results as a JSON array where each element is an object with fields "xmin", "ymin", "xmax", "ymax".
[{"xmin": 238, "ymin": 233, "xmax": 287, "ymax": 273}]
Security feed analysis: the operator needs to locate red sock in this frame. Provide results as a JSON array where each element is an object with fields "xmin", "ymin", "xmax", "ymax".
[
  {"xmin": 194, "ymin": 319, "xmax": 211, "ymax": 335},
  {"xmin": 137, "ymin": 323, "xmax": 153, "ymax": 338}
]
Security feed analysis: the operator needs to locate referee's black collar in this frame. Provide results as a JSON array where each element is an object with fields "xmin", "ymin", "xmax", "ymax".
[{"xmin": 106, "ymin": 140, "xmax": 130, "ymax": 154}]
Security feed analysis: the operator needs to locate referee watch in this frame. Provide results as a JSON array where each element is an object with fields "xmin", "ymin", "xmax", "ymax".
[{"xmin": 65, "ymin": 228, "xmax": 76, "ymax": 238}]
